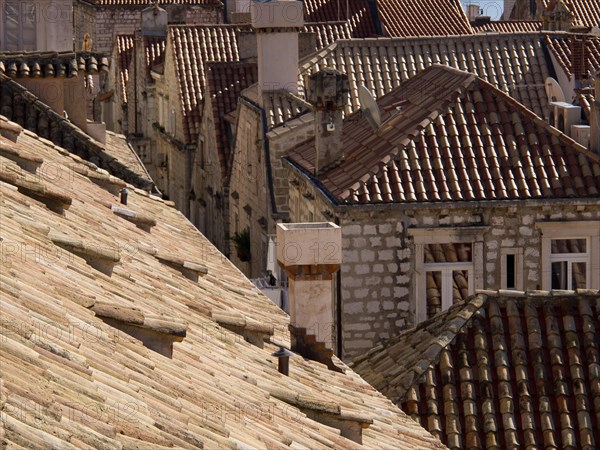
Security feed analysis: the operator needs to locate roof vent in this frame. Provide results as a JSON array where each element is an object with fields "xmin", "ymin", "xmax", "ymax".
[
  {"xmin": 271, "ymin": 347, "xmax": 294, "ymax": 375},
  {"xmin": 91, "ymin": 302, "xmax": 186, "ymax": 358},
  {"xmin": 155, "ymin": 253, "xmax": 208, "ymax": 281},
  {"xmin": 269, "ymin": 389, "xmax": 373, "ymax": 444},
  {"xmin": 49, "ymin": 231, "xmax": 121, "ymax": 276}
]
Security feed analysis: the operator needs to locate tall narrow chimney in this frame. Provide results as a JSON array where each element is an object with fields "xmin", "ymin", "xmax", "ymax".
[
  {"xmin": 250, "ymin": 0, "xmax": 303, "ymax": 96},
  {"xmin": 591, "ymin": 72, "xmax": 600, "ymax": 155},
  {"xmin": 306, "ymin": 69, "xmax": 349, "ymax": 174},
  {"xmin": 276, "ymin": 223, "xmax": 341, "ymax": 359}
]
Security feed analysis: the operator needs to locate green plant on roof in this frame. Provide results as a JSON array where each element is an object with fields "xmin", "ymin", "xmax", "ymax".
[{"xmin": 231, "ymin": 228, "xmax": 251, "ymax": 262}]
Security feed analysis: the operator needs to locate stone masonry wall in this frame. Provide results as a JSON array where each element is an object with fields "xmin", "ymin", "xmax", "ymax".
[
  {"xmin": 287, "ymin": 168, "xmax": 600, "ymax": 360},
  {"xmin": 74, "ymin": 5, "xmax": 222, "ymax": 54}
]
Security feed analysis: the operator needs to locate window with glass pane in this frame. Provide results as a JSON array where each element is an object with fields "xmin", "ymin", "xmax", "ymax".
[
  {"xmin": 550, "ymin": 238, "xmax": 588, "ymax": 289},
  {"xmin": 425, "ymin": 268, "xmax": 470, "ymax": 320}
]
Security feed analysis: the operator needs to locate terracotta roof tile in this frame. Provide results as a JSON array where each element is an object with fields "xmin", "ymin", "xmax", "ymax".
[
  {"xmin": 205, "ymin": 62, "xmax": 257, "ymax": 181},
  {"xmin": 301, "ymin": 33, "xmax": 552, "ymax": 118},
  {"xmin": 546, "ymin": 33, "xmax": 600, "ymax": 81},
  {"xmin": 0, "ymin": 52, "xmax": 109, "ymax": 78},
  {"xmin": 542, "ymin": 0, "xmax": 600, "ymax": 28},
  {"xmin": 114, "ymin": 34, "xmax": 166, "ymax": 105},
  {"xmin": 289, "ymin": 65, "xmax": 600, "ymax": 205},
  {"xmin": 169, "ymin": 25, "xmax": 245, "ymax": 144},
  {"xmin": 472, "ymin": 20, "xmax": 542, "ymax": 33},
  {"xmin": 304, "ymin": 21, "xmax": 352, "ymax": 49},
  {"xmin": 0, "ymin": 113, "xmax": 446, "ymax": 450},
  {"xmin": 302, "ymin": 0, "xmax": 378, "ymax": 37},
  {"xmin": 352, "ymin": 289, "xmax": 600, "ymax": 449},
  {"xmin": 115, "ymin": 35, "xmax": 134, "ymax": 104},
  {"xmin": 376, "ymin": 0, "xmax": 473, "ymax": 37}
]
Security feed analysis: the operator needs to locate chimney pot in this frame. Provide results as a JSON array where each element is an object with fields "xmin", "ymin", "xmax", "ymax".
[
  {"xmin": 272, "ymin": 347, "xmax": 294, "ymax": 375},
  {"xmin": 306, "ymin": 69, "xmax": 349, "ymax": 174},
  {"xmin": 251, "ymin": 0, "xmax": 304, "ymax": 97},
  {"xmin": 119, "ymin": 188, "xmax": 129, "ymax": 205}
]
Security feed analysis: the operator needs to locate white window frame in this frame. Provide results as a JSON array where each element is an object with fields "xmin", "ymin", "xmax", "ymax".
[
  {"xmin": 500, "ymin": 247, "xmax": 524, "ymax": 290},
  {"xmin": 536, "ymin": 221, "xmax": 600, "ymax": 290},
  {"xmin": 410, "ymin": 227, "xmax": 486, "ymax": 324}
]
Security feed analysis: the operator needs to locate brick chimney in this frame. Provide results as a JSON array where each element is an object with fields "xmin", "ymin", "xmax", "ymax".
[
  {"xmin": 250, "ymin": 0, "xmax": 303, "ymax": 97},
  {"xmin": 276, "ymin": 222, "xmax": 342, "ymax": 369},
  {"xmin": 306, "ymin": 69, "xmax": 349, "ymax": 175},
  {"xmin": 591, "ymin": 72, "xmax": 600, "ymax": 155}
]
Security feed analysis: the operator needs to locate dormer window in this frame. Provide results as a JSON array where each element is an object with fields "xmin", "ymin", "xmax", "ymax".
[{"xmin": 3, "ymin": 2, "xmax": 36, "ymax": 51}]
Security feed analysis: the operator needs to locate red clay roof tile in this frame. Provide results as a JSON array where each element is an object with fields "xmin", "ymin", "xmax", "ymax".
[{"xmin": 289, "ymin": 65, "xmax": 600, "ymax": 205}]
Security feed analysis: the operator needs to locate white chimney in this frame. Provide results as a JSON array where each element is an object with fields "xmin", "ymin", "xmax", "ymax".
[
  {"xmin": 250, "ymin": 0, "xmax": 303, "ymax": 97},
  {"xmin": 591, "ymin": 73, "xmax": 600, "ymax": 155},
  {"xmin": 276, "ymin": 223, "xmax": 341, "ymax": 355}
]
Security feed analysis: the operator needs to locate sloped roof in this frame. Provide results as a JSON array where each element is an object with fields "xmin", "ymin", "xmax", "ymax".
[
  {"xmin": 168, "ymin": 25, "xmax": 244, "ymax": 144},
  {"xmin": 104, "ymin": 131, "xmax": 153, "ymax": 181},
  {"xmin": 115, "ymin": 35, "xmax": 134, "ymax": 104},
  {"xmin": 205, "ymin": 62, "xmax": 257, "ymax": 181},
  {"xmin": 114, "ymin": 34, "xmax": 166, "ymax": 105},
  {"xmin": 545, "ymin": 34, "xmax": 600, "ymax": 81},
  {"xmin": 472, "ymin": 20, "xmax": 542, "ymax": 33},
  {"xmin": 144, "ymin": 35, "xmax": 166, "ymax": 79},
  {"xmin": 0, "ymin": 52, "xmax": 109, "ymax": 78},
  {"xmin": 300, "ymin": 33, "xmax": 552, "ymax": 118},
  {"xmin": 0, "ymin": 75, "xmax": 153, "ymax": 190},
  {"xmin": 542, "ymin": 0, "xmax": 600, "ymax": 27},
  {"xmin": 351, "ymin": 289, "xmax": 600, "ymax": 449},
  {"xmin": 302, "ymin": 0, "xmax": 379, "ymax": 37},
  {"xmin": 0, "ymin": 114, "xmax": 446, "ymax": 449},
  {"xmin": 376, "ymin": 0, "xmax": 473, "ymax": 37},
  {"xmin": 304, "ymin": 21, "xmax": 353, "ymax": 49},
  {"xmin": 288, "ymin": 65, "xmax": 600, "ymax": 205}
]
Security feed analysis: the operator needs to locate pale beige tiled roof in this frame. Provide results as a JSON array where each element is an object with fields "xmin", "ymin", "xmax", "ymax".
[
  {"xmin": 352, "ymin": 289, "xmax": 600, "ymax": 449},
  {"xmin": 301, "ymin": 33, "xmax": 552, "ymax": 118},
  {"xmin": 0, "ymin": 75, "xmax": 153, "ymax": 190},
  {"xmin": 288, "ymin": 65, "xmax": 600, "ymax": 205},
  {"xmin": 0, "ymin": 115, "xmax": 446, "ymax": 449},
  {"xmin": 104, "ymin": 131, "xmax": 153, "ymax": 182}
]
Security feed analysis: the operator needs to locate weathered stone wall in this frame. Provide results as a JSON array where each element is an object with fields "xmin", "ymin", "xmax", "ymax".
[
  {"xmin": 73, "ymin": 4, "xmax": 222, "ymax": 53},
  {"xmin": 267, "ymin": 117, "xmax": 314, "ymax": 214},
  {"xmin": 228, "ymin": 101, "xmax": 272, "ymax": 278},
  {"xmin": 287, "ymin": 167, "xmax": 600, "ymax": 360}
]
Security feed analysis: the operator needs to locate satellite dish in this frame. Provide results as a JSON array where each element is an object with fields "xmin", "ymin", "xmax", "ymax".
[
  {"xmin": 545, "ymin": 77, "xmax": 565, "ymax": 103},
  {"xmin": 358, "ymin": 85, "xmax": 381, "ymax": 129}
]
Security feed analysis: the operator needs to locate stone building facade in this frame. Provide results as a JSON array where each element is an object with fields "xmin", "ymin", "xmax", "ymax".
[
  {"xmin": 288, "ymin": 172, "xmax": 600, "ymax": 359},
  {"xmin": 73, "ymin": 1, "xmax": 223, "ymax": 53},
  {"xmin": 285, "ymin": 64, "xmax": 600, "ymax": 360}
]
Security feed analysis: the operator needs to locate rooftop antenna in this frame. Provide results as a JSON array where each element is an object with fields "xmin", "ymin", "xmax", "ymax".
[
  {"xmin": 358, "ymin": 85, "xmax": 381, "ymax": 129},
  {"xmin": 545, "ymin": 77, "xmax": 565, "ymax": 103}
]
